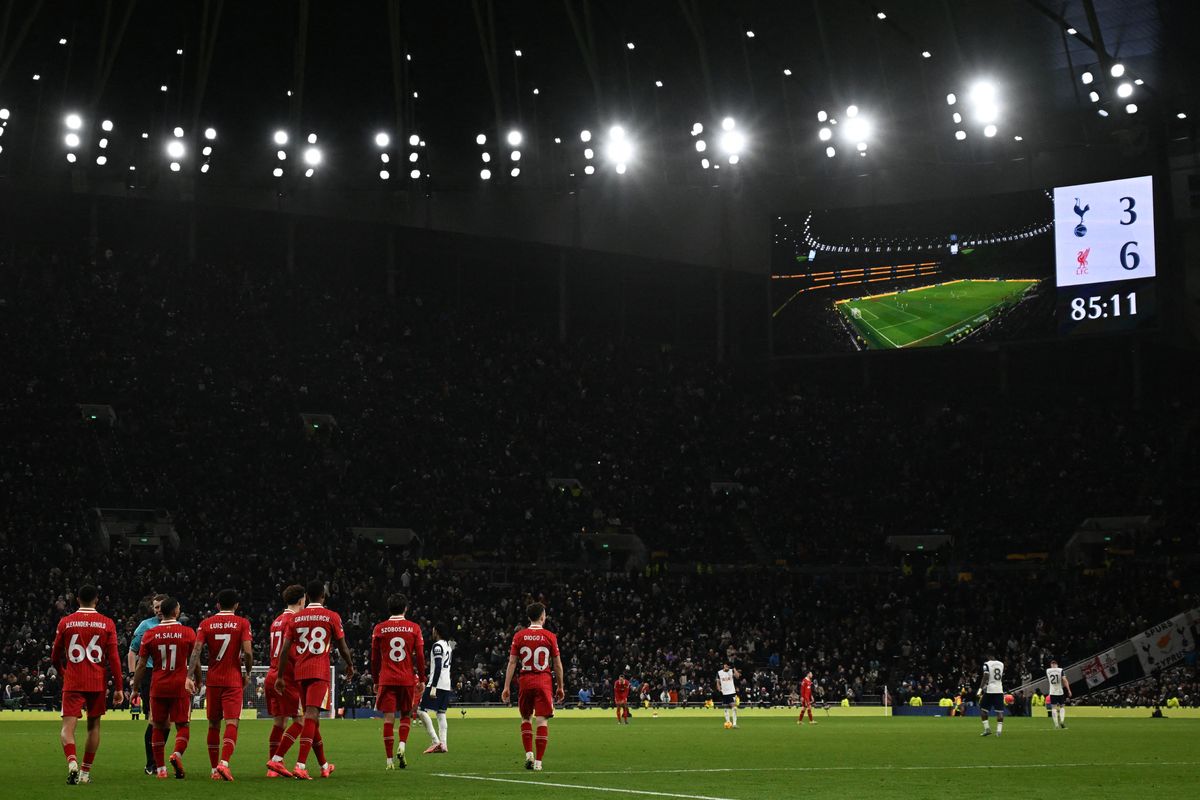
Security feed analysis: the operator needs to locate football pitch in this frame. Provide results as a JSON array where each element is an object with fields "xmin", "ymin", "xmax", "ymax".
[
  {"xmin": 837, "ymin": 279, "xmax": 1039, "ymax": 350},
  {"xmin": 3, "ymin": 710, "xmax": 1198, "ymax": 799}
]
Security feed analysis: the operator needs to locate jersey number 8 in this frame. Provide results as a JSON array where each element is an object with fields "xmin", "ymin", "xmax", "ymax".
[
  {"xmin": 520, "ymin": 645, "xmax": 550, "ymax": 672},
  {"xmin": 388, "ymin": 637, "xmax": 407, "ymax": 662}
]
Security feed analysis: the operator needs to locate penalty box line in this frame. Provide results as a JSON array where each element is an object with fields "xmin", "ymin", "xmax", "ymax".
[
  {"xmin": 434, "ymin": 773, "xmax": 738, "ymax": 800},
  {"xmin": 464, "ymin": 760, "xmax": 1200, "ymax": 777}
]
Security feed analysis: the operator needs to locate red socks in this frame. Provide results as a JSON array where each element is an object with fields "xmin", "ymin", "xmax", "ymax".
[
  {"xmin": 82, "ymin": 749, "xmax": 95, "ymax": 772},
  {"xmin": 151, "ymin": 727, "xmax": 167, "ymax": 769},
  {"xmin": 397, "ymin": 718, "xmax": 411, "ymax": 743},
  {"xmin": 63, "ymin": 742, "xmax": 77, "ymax": 765},
  {"xmin": 269, "ymin": 724, "xmax": 284, "ymax": 761},
  {"xmin": 220, "ymin": 723, "xmax": 238, "ymax": 763},
  {"xmin": 520, "ymin": 721, "xmax": 533, "ymax": 753},
  {"xmin": 296, "ymin": 718, "xmax": 317, "ymax": 765},
  {"xmin": 535, "ymin": 724, "xmax": 548, "ymax": 760},
  {"xmin": 275, "ymin": 722, "xmax": 303, "ymax": 758},
  {"xmin": 383, "ymin": 722, "xmax": 395, "ymax": 759},
  {"xmin": 312, "ymin": 729, "xmax": 326, "ymax": 765},
  {"xmin": 207, "ymin": 726, "xmax": 220, "ymax": 767},
  {"xmin": 174, "ymin": 726, "xmax": 190, "ymax": 755}
]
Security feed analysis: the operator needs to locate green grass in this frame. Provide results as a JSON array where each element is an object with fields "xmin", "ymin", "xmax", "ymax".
[
  {"xmin": 6, "ymin": 711, "xmax": 1199, "ymax": 799},
  {"xmin": 838, "ymin": 279, "xmax": 1039, "ymax": 350}
]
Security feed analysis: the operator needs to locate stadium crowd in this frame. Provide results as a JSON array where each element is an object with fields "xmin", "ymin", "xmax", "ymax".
[{"xmin": 1, "ymin": 244, "xmax": 1197, "ymax": 712}]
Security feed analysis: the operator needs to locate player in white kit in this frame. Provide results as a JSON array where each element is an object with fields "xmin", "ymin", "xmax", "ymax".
[
  {"xmin": 715, "ymin": 663, "xmax": 740, "ymax": 728},
  {"xmin": 978, "ymin": 654, "xmax": 1005, "ymax": 737},
  {"xmin": 416, "ymin": 623, "xmax": 454, "ymax": 754},
  {"xmin": 1045, "ymin": 660, "xmax": 1072, "ymax": 729}
]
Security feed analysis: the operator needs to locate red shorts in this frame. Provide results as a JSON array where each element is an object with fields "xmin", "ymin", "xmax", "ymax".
[
  {"xmin": 205, "ymin": 685, "xmax": 244, "ymax": 721},
  {"xmin": 517, "ymin": 677, "xmax": 555, "ymax": 719},
  {"xmin": 151, "ymin": 695, "xmax": 191, "ymax": 725},
  {"xmin": 614, "ymin": 695, "xmax": 629, "ymax": 706},
  {"xmin": 298, "ymin": 679, "xmax": 331, "ymax": 711},
  {"xmin": 266, "ymin": 678, "xmax": 301, "ymax": 718},
  {"xmin": 62, "ymin": 690, "xmax": 106, "ymax": 719},
  {"xmin": 801, "ymin": 696, "xmax": 813, "ymax": 707},
  {"xmin": 375, "ymin": 685, "xmax": 415, "ymax": 715}
]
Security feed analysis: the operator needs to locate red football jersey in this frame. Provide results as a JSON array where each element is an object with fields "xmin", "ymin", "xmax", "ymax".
[
  {"xmin": 139, "ymin": 621, "xmax": 197, "ymax": 697},
  {"xmin": 196, "ymin": 611, "xmax": 252, "ymax": 687},
  {"xmin": 801, "ymin": 677, "xmax": 813, "ymax": 699},
  {"xmin": 285, "ymin": 604, "xmax": 345, "ymax": 682},
  {"xmin": 371, "ymin": 616, "xmax": 426, "ymax": 687},
  {"xmin": 613, "ymin": 677, "xmax": 630, "ymax": 701},
  {"xmin": 510, "ymin": 625, "xmax": 560, "ymax": 680},
  {"xmin": 266, "ymin": 610, "xmax": 297, "ymax": 685},
  {"xmin": 51, "ymin": 609, "xmax": 123, "ymax": 693}
]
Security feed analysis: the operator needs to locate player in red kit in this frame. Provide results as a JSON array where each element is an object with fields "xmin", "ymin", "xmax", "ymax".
[
  {"xmin": 273, "ymin": 580, "xmax": 354, "ymax": 780},
  {"xmin": 797, "ymin": 671, "xmax": 816, "ymax": 725},
  {"xmin": 501, "ymin": 603, "xmax": 565, "ymax": 771},
  {"xmin": 264, "ymin": 584, "xmax": 312, "ymax": 777},
  {"xmin": 613, "ymin": 674, "xmax": 631, "ymax": 725},
  {"xmin": 370, "ymin": 594, "xmax": 426, "ymax": 769},
  {"xmin": 187, "ymin": 589, "xmax": 253, "ymax": 781},
  {"xmin": 50, "ymin": 585, "xmax": 124, "ymax": 785},
  {"xmin": 133, "ymin": 597, "xmax": 197, "ymax": 779}
]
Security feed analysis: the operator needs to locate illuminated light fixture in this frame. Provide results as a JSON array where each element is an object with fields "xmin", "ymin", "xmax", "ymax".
[
  {"xmin": 1134, "ymin": 78, "xmax": 1144, "ymax": 86},
  {"xmin": 825, "ymin": 146, "xmax": 835, "ymax": 158},
  {"xmin": 201, "ymin": 146, "xmax": 212, "ymax": 156},
  {"xmin": 65, "ymin": 113, "xmax": 82, "ymax": 130},
  {"xmin": 1110, "ymin": 63, "xmax": 1125, "ymax": 78},
  {"xmin": 169, "ymin": 161, "xmax": 180, "ymax": 172},
  {"xmin": 304, "ymin": 168, "xmax": 314, "ymax": 178},
  {"xmin": 128, "ymin": 165, "xmax": 135, "ymax": 171},
  {"xmin": 745, "ymin": 30, "xmax": 755, "ymax": 38},
  {"xmin": 32, "ymin": 73, "xmax": 40, "ymax": 80},
  {"xmin": 406, "ymin": 53, "xmax": 411, "ymax": 61},
  {"xmin": 0, "ymin": 108, "xmax": 7, "ymax": 119},
  {"xmin": 700, "ymin": 158, "xmax": 710, "ymax": 168},
  {"xmin": 276, "ymin": 150, "xmax": 287, "ymax": 160},
  {"xmin": 1081, "ymin": 71, "xmax": 1094, "ymax": 85},
  {"xmin": 626, "ymin": 42, "xmax": 635, "ymax": 50},
  {"xmin": 274, "ymin": 130, "xmax": 288, "ymax": 145},
  {"xmin": 580, "ymin": 129, "xmax": 592, "ymax": 143},
  {"xmin": 381, "ymin": 153, "xmax": 391, "ymax": 163},
  {"xmin": 64, "ymin": 132, "xmax": 80, "ymax": 147},
  {"xmin": 1013, "ymin": 135, "xmax": 1024, "ymax": 141},
  {"xmin": 691, "ymin": 122, "xmax": 703, "ymax": 135},
  {"xmin": 1067, "ymin": 27, "xmax": 1077, "ymax": 35},
  {"xmin": 375, "ymin": 132, "xmax": 390, "ymax": 147},
  {"xmin": 783, "ymin": 68, "xmax": 792, "ymax": 76},
  {"xmin": 510, "ymin": 150, "xmax": 522, "ymax": 161},
  {"xmin": 200, "ymin": 163, "xmax": 209, "ymax": 173},
  {"xmin": 177, "ymin": 48, "xmax": 183, "ymax": 54},
  {"xmin": 160, "ymin": 85, "xmax": 167, "ymax": 92},
  {"xmin": 554, "ymin": 137, "xmax": 562, "ymax": 143},
  {"xmin": 584, "ymin": 164, "xmax": 595, "ymax": 175},
  {"xmin": 101, "ymin": 119, "xmax": 113, "ymax": 132},
  {"xmin": 532, "ymin": 88, "xmax": 539, "ymax": 95},
  {"xmin": 204, "ymin": 127, "xmax": 216, "ymax": 140},
  {"xmin": 509, "ymin": 167, "xmax": 520, "ymax": 177},
  {"xmin": 506, "ymin": 130, "xmax": 522, "ymax": 146},
  {"xmin": 818, "ymin": 127, "xmax": 832, "ymax": 142},
  {"xmin": 955, "ymin": 130, "xmax": 967, "ymax": 141},
  {"xmin": 695, "ymin": 140, "xmax": 706, "ymax": 153},
  {"xmin": 476, "ymin": 133, "xmax": 487, "ymax": 145},
  {"xmin": 272, "ymin": 167, "xmax": 283, "ymax": 177},
  {"xmin": 408, "ymin": 133, "xmax": 420, "ymax": 147},
  {"xmin": 166, "ymin": 140, "xmax": 185, "ymax": 159},
  {"xmin": 946, "ymin": 93, "xmax": 957, "ymax": 106},
  {"xmin": 173, "ymin": 126, "xmax": 184, "ymax": 138},
  {"xmin": 654, "ymin": 80, "xmax": 663, "ymax": 87},
  {"xmin": 584, "ymin": 147, "xmax": 595, "ymax": 159},
  {"xmin": 59, "ymin": 37, "xmax": 67, "ymax": 44},
  {"xmin": 412, "ymin": 91, "xmax": 419, "ymax": 99},
  {"xmin": 307, "ymin": 133, "xmax": 317, "ymax": 144},
  {"xmin": 99, "ymin": 138, "xmax": 108, "ymax": 149},
  {"xmin": 1179, "ymin": 112, "xmax": 1189, "ymax": 120},
  {"xmin": 983, "ymin": 124, "xmax": 997, "ymax": 137},
  {"xmin": 846, "ymin": 105, "xmax": 859, "ymax": 118},
  {"xmin": 303, "ymin": 146, "xmax": 321, "ymax": 165},
  {"xmin": 1125, "ymin": 103, "xmax": 1138, "ymax": 114},
  {"xmin": 817, "ymin": 110, "xmax": 828, "ymax": 122},
  {"xmin": 728, "ymin": 153, "xmax": 740, "ymax": 164},
  {"xmin": 856, "ymin": 141, "xmax": 867, "ymax": 152},
  {"xmin": 479, "ymin": 168, "xmax": 490, "ymax": 180},
  {"xmin": 616, "ymin": 163, "xmax": 627, "ymax": 174},
  {"xmin": 921, "ymin": 50, "xmax": 931, "ymax": 58},
  {"xmin": 66, "ymin": 153, "xmax": 76, "ymax": 163},
  {"xmin": 969, "ymin": 81, "xmax": 999, "ymax": 123},
  {"xmin": 1117, "ymin": 82, "xmax": 1133, "ymax": 98},
  {"xmin": 606, "ymin": 125, "xmax": 633, "ymax": 169},
  {"xmin": 95, "ymin": 155, "xmax": 106, "ymax": 165},
  {"xmin": 481, "ymin": 152, "xmax": 491, "ymax": 163},
  {"xmin": 952, "ymin": 112, "xmax": 962, "ymax": 123},
  {"xmin": 842, "ymin": 113, "xmax": 870, "ymax": 147},
  {"xmin": 410, "ymin": 168, "xmax": 421, "ymax": 179},
  {"xmin": 877, "ymin": 12, "xmax": 887, "ymax": 20},
  {"xmin": 721, "ymin": 116, "xmax": 735, "ymax": 131},
  {"xmin": 1098, "ymin": 109, "xmax": 1109, "ymax": 117},
  {"xmin": 719, "ymin": 129, "xmax": 745, "ymax": 155},
  {"xmin": 1089, "ymin": 91, "xmax": 1100, "ymax": 103},
  {"xmin": 514, "ymin": 49, "xmax": 523, "ymax": 57}
]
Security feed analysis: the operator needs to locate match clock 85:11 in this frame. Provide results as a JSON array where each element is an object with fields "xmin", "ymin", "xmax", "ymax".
[{"xmin": 1056, "ymin": 277, "xmax": 1155, "ymax": 335}]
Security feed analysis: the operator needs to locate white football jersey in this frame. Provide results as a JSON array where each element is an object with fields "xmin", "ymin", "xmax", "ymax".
[
  {"xmin": 426, "ymin": 640, "xmax": 453, "ymax": 692},
  {"xmin": 1046, "ymin": 666, "xmax": 1064, "ymax": 696},
  {"xmin": 983, "ymin": 660, "xmax": 1004, "ymax": 693},
  {"xmin": 717, "ymin": 669, "xmax": 736, "ymax": 695}
]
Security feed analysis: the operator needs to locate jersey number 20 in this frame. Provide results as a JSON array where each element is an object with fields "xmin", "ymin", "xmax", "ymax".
[{"xmin": 520, "ymin": 645, "xmax": 550, "ymax": 671}]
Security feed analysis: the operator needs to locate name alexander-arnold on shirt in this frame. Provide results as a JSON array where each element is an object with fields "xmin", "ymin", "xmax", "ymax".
[{"xmin": 65, "ymin": 620, "xmax": 109, "ymax": 629}]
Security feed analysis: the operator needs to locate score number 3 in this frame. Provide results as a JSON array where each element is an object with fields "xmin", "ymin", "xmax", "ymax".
[{"xmin": 1119, "ymin": 196, "xmax": 1139, "ymax": 271}]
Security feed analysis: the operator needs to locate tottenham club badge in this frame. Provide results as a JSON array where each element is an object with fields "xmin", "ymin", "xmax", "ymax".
[{"xmin": 1073, "ymin": 197, "xmax": 1090, "ymax": 237}]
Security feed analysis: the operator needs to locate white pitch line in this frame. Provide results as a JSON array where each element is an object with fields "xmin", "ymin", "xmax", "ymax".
[
  {"xmin": 435, "ymin": 773, "xmax": 737, "ymax": 800},
  {"xmin": 473, "ymin": 760, "xmax": 1200, "ymax": 777}
]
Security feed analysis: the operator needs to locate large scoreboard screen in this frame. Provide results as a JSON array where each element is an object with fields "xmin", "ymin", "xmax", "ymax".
[{"xmin": 1053, "ymin": 175, "xmax": 1157, "ymax": 336}]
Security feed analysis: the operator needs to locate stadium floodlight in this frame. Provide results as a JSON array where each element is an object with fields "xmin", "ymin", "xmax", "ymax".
[
  {"xmin": 690, "ymin": 123, "xmax": 703, "ymax": 136},
  {"xmin": 721, "ymin": 116, "xmax": 735, "ymax": 131},
  {"xmin": 1117, "ymin": 82, "xmax": 1133, "ymax": 98},
  {"xmin": 476, "ymin": 133, "xmax": 487, "ymax": 145},
  {"xmin": 1081, "ymin": 71, "xmax": 1094, "ymax": 85},
  {"xmin": 700, "ymin": 158, "xmax": 710, "ymax": 169},
  {"xmin": 303, "ymin": 146, "xmax": 321, "ymax": 166},
  {"xmin": 66, "ymin": 152, "xmax": 76, "ymax": 163},
  {"xmin": 1098, "ymin": 109, "xmax": 1109, "ymax": 117},
  {"xmin": 479, "ymin": 168, "xmax": 490, "ymax": 180},
  {"xmin": 375, "ymin": 132, "xmax": 390, "ymax": 147},
  {"xmin": 173, "ymin": 126, "xmax": 184, "ymax": 138},
  {"xmin": 166, "ymin": 140, "xmax": 185, "ymax": 159},
  {"xmin": 952, "ymin": 112, "xmax": 962, "ymax": 123},
  {"xmin": 584, "ymin": 147, "xmax": 594, "ymax": 159},
  {"xmin": 307, "ymin": 133, "xmax": 318, "ymax": 144},
  {"xmin": 817, "ymin": 110, "xmax": 828, "ymax": 122},
  {"xmin": 506, "ymin": 130, "xmax": 522, "ymax": 146},
  {"xmin": 825, "ymin": 146, "xmax": 835, "ymax": 158},
  {"xmin": 101, "ymin": 119, "xmax": 113, "ymax": 132},
  {"xmin": 169, "ymin": 161, "xmax": 180, "ymax": 171},
  {"xmin": 99, "ymin": 138, "xmax": 108, "ymax": 149},
  {"xmin": 65, "ymin": 113, "xmax": 82, "ymax": 130},
  {"xmin": 921, "ymin": 50, "xmax": 932, "ymax": 58},
  {"xmin": 160, "ymin": 85, "xmax": 167, "ymax": 92},
  {"xmin": 1067, "ymin": 27, "xmax": 1077, "ymax": 35},
  {"xmin": 847, "ymin": 105, "xmax": 859, "ymax": 118},
  {"xmin": 0, "ymin": 108, "xmax": 8, "ymax": 120},
  {"xmin": 745, "ymin": 30, "xmax": 755, "ymax": 38},
  {"xmin": 204, "ymin": 127, "xmax": 217, "ymax": 140},
  {"xmin": 276, "ymin": 150, "xmax": 287, "ymax": 160},
  {"xmin": 984, "ymin": 124, "xmax": 997, "ymax": 137},
  {"xmin": 95, "ymin": 155, "xmax": 106, "ymax": 165},
  {"xmin": 510, "ymin": 150, "xmax": 521, "ymax": 162},
  {"xmin": 719, "ymin": 129, "xmax": 745, "ymax": 154},
  {"xmin": 1089, "ymin": 91, "xmax": 1100, "ymax": 103},
  {"xmin": 1179, "ymin": 112, "xmax": 1189, "ymax": 120},
  {"xmin": 783, "ymin": 68, "xmax": 792, "ymax": 76},
  {"xmin": 728, "ymin": 153, "xmax": 740, "ymax": 164},
  {"xmin": 64, "ymin": 132, "xmax": 80, "ymax": 148},
  {"xmin": 655, "ymin": 80, "xmax": 663, "ymax": 87},
  {"xmin": 410, "ymin": 168, "xmax": 421, "ymax": 179},
  {"xmin": 379, "ymin": 169, "xmax": 390, "ymax": 180},
  {"xmin": 408, "ymin": 133, "xmax": 420, "ymax": 147},
  {"xmin": 200, "ymin": 163, "xmax": 209, "ymax": 173},
  {"xmin": 876, "ymin": 11, "xmax": 887, "ymax": 20},
  {"xmin": 532, "ymin": 88, "xmax": 539, "ymax": 95},
  {"xmin": 946, "ymin": 93, "xmax": 957, "ymax": 106},
  {"xmin": 842, "ymin": 115, "xmax": 870, "ymax": 146},
  {"xmin": 1014, "ymin": 135, "xmax": 1024, "ymax": 141},
  {"xmin": 141, "ymin": 132, "xmax": 148, "ymax": 139},
  {"xmin": 818, "ymin": 127, "xmax": 832, "ymax": 142},
  {"xmin": 481, "ymin": 152, "xmax": 491, "ymax": 163},
  {"xmin": 955, "ymin": 130, "xmax": 967, "ymax": 140},
  {"xmin": 695, "ymin": 140, "xmax": 706, "ymax": 153},
  {"xmin": 273, "ymin": 130, "xmax": 288, "ymax": 145},
  {"xmin": 1134, "ymin": 78, "xmax": 1144, "ymax": 86},
  {"xmin": 856, "ymin": 142, "xmax": 867, "ymax": 152},
  {"xmin": 626, "ymin": 41, "xmax": 635, "ymax": 50},
  {"xmin": 554, "ymin": 137, "xmax": 562, "ymax": 143},
  {"xmin": 59, "ymin": 37, "xmax": 67, "ymax": 45},
  {"xmin": 616, "ymin": 163, "xmax": 627, "ymax": 174},
  {"xmin": 409, "ymin": 152, "xmax": 419, "ymax": 163},
  {"xmin": 202, "ymin": 146, "xmax": 211, "ymax": 156},
  {"xmin": 1125, "ymin": 103, "xmax": 1138, "ymax": 114},
  {"xmin": 1110, "ymin": 63, "xmax": 1125, "ymax": 78},
  {"xmin": 509, "ymin": 167, "xmax": 519, "ymax": 177},
  {"xmin": 584, "ymin": 164, "xmax": 595, "ymax": 175},
  {"xmin": 304, "ymin": 168, "xmax": 314, "ymax": 178},
  {"xmin": 514, "ymin": 49, "xmax": 523, "ymax": 57},
  {"xmin": 272, "ymin": 167, "xmax": 283, "ymax": 177},
  {"xmin": 606, "ymin": 126, "xmax": 633, "ymax": 167}
]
